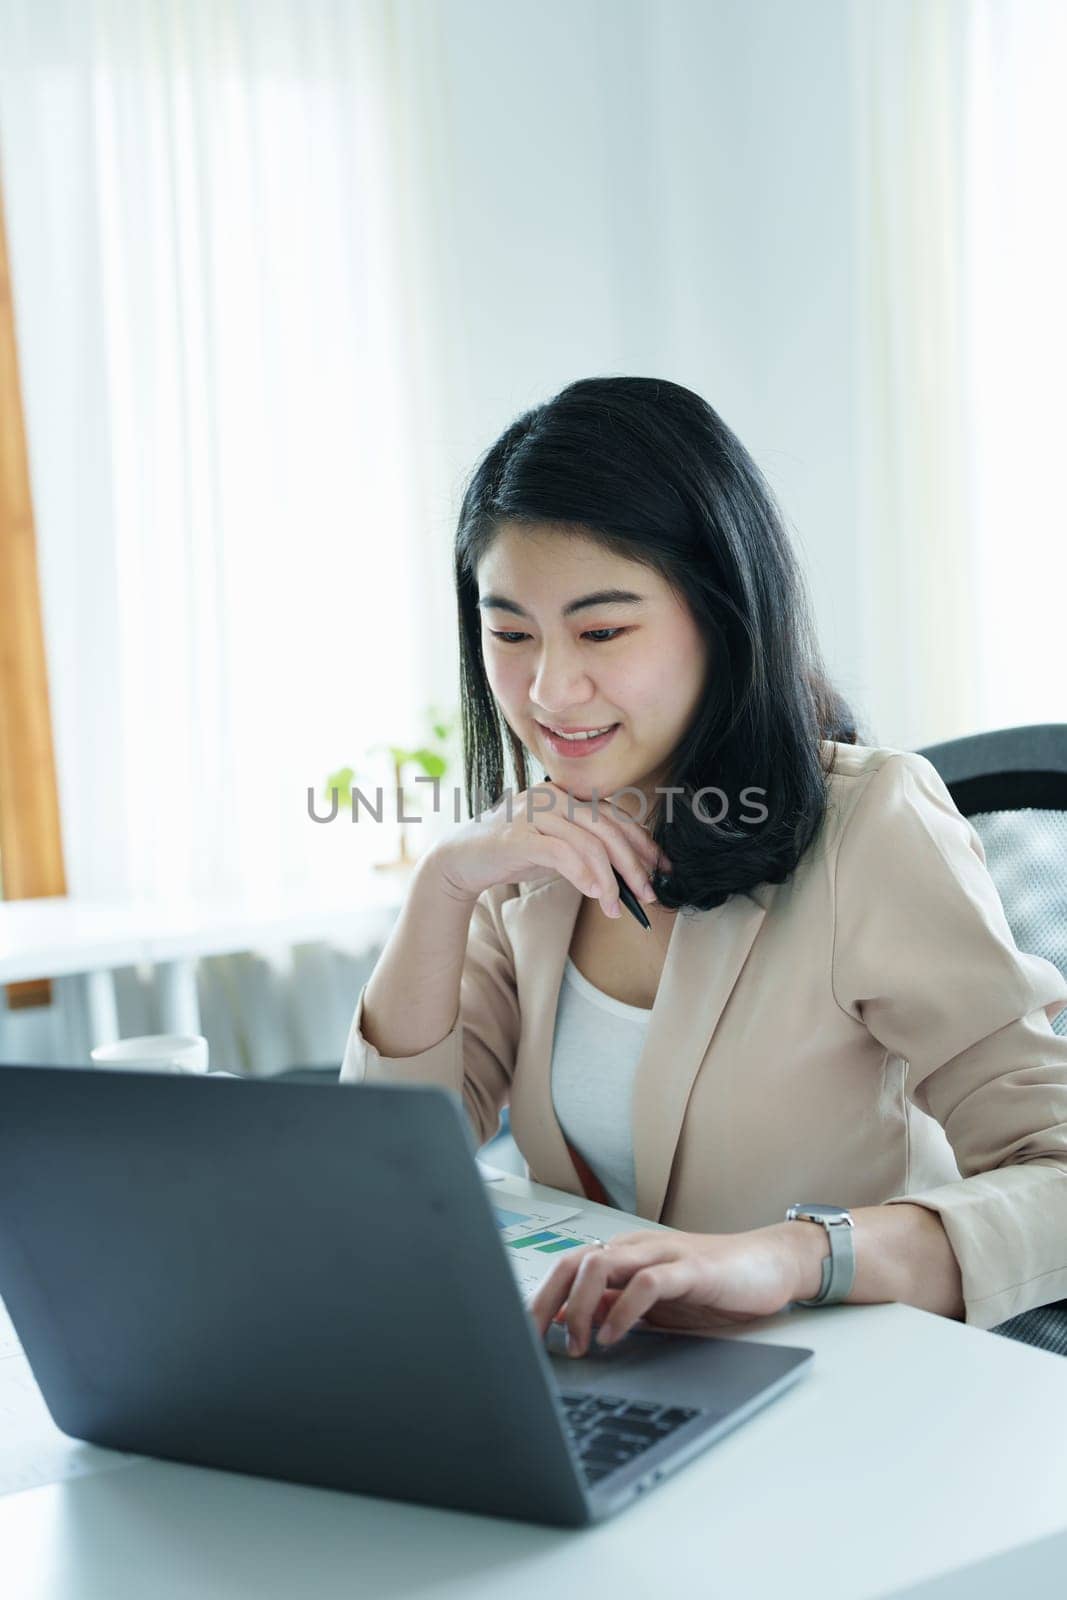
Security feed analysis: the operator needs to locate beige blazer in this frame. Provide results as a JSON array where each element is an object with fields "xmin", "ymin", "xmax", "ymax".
[{"xmin": 341, "ymin": 741, "xmax": 1067, "ymax": 1330}]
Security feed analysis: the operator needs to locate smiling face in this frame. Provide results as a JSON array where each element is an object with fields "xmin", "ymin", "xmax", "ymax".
[{"xmin": 476, "ymin": 524, "xmax": 710, "ymax": 815}]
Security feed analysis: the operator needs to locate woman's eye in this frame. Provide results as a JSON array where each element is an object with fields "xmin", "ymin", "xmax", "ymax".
[{"xmin": 489, "ymin": 629, "xmax": 626, "ymax": 645}]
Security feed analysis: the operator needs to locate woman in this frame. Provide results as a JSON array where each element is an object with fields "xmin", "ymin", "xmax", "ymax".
[{"xmin": 341, "ymin": 375, "xmax": 1067, "ymax": 1353}]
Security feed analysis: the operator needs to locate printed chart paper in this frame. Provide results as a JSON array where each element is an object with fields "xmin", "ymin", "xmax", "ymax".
[{"xmin": 486, "ymin": 1182, "xmax": 606, "ymax": 1296}]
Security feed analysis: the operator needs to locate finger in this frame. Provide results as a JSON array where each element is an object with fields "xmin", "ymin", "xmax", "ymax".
[
  {"xmin": 525, "ymin": 1235, "xmax": 677, "ymax": 1340},
  {"xmin": 542, "ymin": 780, "xmax": 673, "ymax": 881},
  {"xmin": 536, "ymin": 801, "xmax": 664, "ymax": 913},
  {"xmin": 524, "ymin": 1244, "xmax": 608, "ymax": 1337},
  {"xmin": 525, "ymin": 822, "xmax": 622, "ymax": 917},
  {"xmin": 524, "ymin": 837, "xmax": 606, "ymax": 910},
  {"xmin": 563, "ymin": 1238, "xmax": 683, "ymax": 1354},
  {"xmin": 596, "ymin": 1259, "xmax": 699, "ymax": 1345},
  {"xmin": 591, "ymin": 1286, "xmax": 625, "ymax": 1326},
  {"xmin": 579, "ymin": 806, "xmax": 662, "ymax": 896},
  {"xmin": 558, "ymin": 1251, "xmax": 623, "ymax": 1353},
  {"xmin": 524, "ymin": 1267, "xmax": 576, "ymax": 1337},
  {"xmin": 545, "ymin": 780, "xmax": 660, "ymax": 852},
  {"xmin": 549, "ymin": 1286, "xmax": 624, "ymax": 1330},
  {"xmin": 553, "ymin": 806, "xmax": 664, "ymax": 909}
]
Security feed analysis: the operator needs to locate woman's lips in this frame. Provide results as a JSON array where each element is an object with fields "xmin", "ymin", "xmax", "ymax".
[{"xmin": 538, "ymin": 722, "xmax": 621, "ymax": 758}]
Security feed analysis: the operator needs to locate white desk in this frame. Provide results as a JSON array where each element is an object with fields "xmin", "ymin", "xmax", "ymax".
[
  {"xmin": 0, "ymin": 883, "xmax": 405, "ymax": 1053},
  {"xmin": 3, "ymin": 1164, "xmax": 1067, "ymax": 1599}
]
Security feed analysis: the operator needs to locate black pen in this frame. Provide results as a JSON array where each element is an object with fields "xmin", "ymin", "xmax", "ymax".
[
  {"xmin": 611, "ymin": 867, "xmax": 652, "ymax": 931},
  {"xmin": 544, "ymin": 774, "xmax": 652, "ymax": 931}
]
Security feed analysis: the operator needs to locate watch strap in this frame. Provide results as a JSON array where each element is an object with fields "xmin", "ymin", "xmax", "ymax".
[{"xmin": 790, "ymin": 1207, "xmax": 856, "ymax": 1306}]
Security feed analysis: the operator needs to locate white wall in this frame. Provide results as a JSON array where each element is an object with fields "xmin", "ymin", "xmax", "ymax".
[{"xmin": 404, "ymin": 0, "xmax": 866, "ymax": 730}]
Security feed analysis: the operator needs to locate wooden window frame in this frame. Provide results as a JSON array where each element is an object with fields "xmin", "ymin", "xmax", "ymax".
[{"xmin": 0, "ymin": 164, "xmax": 67, "ymax": 1009}]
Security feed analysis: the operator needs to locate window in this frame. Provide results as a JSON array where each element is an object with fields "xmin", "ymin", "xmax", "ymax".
[{"xmin": 0, "ymin": 169, "xmax": 66, "ymax": 1009}]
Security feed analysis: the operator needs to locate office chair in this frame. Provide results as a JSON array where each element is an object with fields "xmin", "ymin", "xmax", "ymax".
[{"xmin": 917, "ymin": 724, "xmax": 1067, "ymax": 1355}]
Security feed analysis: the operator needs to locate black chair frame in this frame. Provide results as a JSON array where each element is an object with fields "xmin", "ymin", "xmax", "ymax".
[{"xmin": 917, "ymin": 724, "xmax": 1067, "ymax": 1354}]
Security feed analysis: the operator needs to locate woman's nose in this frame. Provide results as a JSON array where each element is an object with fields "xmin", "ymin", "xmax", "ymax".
[{"xmin": 531, "ymin": 651, "xmax": 593, "ymax": 708}]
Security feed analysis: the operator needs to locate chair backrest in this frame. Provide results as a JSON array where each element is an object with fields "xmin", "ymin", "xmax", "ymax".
[{"xmin": 916, "ymin": 724, "xmax": 1067, "ymax": 1037}]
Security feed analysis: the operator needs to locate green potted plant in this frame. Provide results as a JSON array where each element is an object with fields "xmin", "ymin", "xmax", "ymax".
[{"xmin": 323, "ymin": 703, "xmax": 459, "ymax": 874}]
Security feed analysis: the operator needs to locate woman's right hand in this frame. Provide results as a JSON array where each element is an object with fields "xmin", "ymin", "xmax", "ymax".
[{"xmin": 430, "ymin": 781, "xmax": 673, "ymax": 919}]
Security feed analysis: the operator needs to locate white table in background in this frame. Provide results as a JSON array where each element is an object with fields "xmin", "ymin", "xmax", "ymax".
[
  {"xmin": 0, "ymin": 879, "xmax": 406, "ymax": 1053},
  {"xmin": 3, "ymin": 1164, "xmax": 1067, "ymax": 1599}
]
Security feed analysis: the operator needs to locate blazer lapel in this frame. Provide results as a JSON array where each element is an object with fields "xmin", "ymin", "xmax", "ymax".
[
  {"xmin": 631, "ymin": 884, "xmax": 774, "ymax": 1222},
  {"xmin": 504, "ymin": 877, "xmax": 774, "ymax": 1223}
]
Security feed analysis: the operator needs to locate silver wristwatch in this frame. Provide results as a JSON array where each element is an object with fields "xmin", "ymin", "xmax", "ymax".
[{"xmin": 785, "ymin": 1203, "xmax": 856, "ymax": 1306}]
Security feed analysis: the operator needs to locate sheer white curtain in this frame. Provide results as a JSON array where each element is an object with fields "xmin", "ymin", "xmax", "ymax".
[
  {"xmin": 0, "ymin": 0, "xmax": 451, "ymax": 915},
  {"xmin": 964, "ymin": 0, "xmax": 1067, "ymax": 731},
  {"xmin": 854, "ymin": 0, "xmax": 1067, "ymax": 750},
  {"xmin": 0, "ymin": 0, "xmax": 463, "ymax": 1069}
]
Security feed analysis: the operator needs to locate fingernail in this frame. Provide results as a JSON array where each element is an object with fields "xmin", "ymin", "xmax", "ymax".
[
  {"xmin": 640, "ymin": 881, "xmax": 656, "ymax": 902},
  {"xmin": 596, "ymin": 1323, "xmax": 617, "ymax": 1345},
  {"xmin": 567, "ymin": 1331, "xmax": 581, "ymax": 1356}
]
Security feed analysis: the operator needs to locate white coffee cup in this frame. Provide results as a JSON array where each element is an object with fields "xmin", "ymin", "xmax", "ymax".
[{"xmin": 90, "ymin": 1034, "xmax": 210, "ymax": 1074}]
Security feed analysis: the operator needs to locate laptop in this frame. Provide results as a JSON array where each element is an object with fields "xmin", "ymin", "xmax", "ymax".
[{"xmin": 0, "ymin": 1065, "xmax": 813, "ymax": 1528}]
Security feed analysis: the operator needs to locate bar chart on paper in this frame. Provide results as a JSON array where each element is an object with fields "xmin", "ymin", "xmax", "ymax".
[{"xmin": 488, "ymin": 1192, "xmax": 605, "ymax": 1295}]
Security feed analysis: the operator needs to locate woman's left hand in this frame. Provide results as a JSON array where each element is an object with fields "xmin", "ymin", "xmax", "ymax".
[{"xmin": 524, "ymin": 1226, "xmax": 803, "ymax": 1354}]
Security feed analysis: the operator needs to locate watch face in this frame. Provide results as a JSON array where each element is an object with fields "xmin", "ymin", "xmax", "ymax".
[{"xmin": 792, "ymin": 1204, "xmax": 849, "ymax": 1222}]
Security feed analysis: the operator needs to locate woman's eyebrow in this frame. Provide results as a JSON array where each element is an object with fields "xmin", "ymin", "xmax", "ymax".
[{"xmin": 476, "ymin": 589, "xmax": 646, "ymax": 618}]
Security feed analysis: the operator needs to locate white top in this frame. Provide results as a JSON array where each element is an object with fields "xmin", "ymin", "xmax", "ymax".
[{"xmin": 549, "ymin": 955, "xmax": 652, "ymax": 1213}]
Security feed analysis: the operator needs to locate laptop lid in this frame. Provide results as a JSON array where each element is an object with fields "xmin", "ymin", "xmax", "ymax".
[{"xmin": 0, "ymin": 1066, "xmax": 593, "ymax": 1526}]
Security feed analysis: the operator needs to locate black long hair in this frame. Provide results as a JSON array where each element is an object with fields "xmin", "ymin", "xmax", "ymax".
[{"xmin": 454, "ymin": 376, "xmax": 870, "ymax": 913}]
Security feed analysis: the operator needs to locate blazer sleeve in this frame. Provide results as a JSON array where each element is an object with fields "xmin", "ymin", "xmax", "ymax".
[
  {"xmin": 338, "ymin": 882, "xmax": 521, "ymax": 1149},
  {"xmin": 831, "ymin": 751, "xmax": 1067, "ymax": 1329}
]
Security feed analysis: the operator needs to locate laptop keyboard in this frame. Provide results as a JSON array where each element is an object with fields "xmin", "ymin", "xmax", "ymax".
[{"xmin": 557, "ymin": 1390, "xmax": 706, "ymax": 1486}]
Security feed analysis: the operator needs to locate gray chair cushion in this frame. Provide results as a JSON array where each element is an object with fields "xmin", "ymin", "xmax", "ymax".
[{"xmin": 968, "ymin": 808, "xmax": 1067, "ymax": 1035}]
